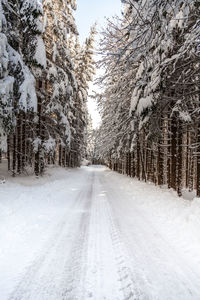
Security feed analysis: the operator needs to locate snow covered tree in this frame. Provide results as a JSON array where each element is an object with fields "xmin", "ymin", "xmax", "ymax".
[
  {"xmin": 86, "ymin": 114, "xmax": 99, "ymax": 163},
  {"xmin": 97, "ymin": 0, "xmax": 200, "ymax": 196},
  {"xmin": 34, "ymin": 0, "xmax": 78, "ymax": 172},
  {"xmin": 0, "ymin": 0, "xmax": 13, "ymax": 153},
  {"xmin": 0, "ymin": 0, "xmax": 46, "ymax": 175},
  {"xmin": 70, "ymin": 24, "xmax": 96, "ymax": 164},
  {"xmin": 0, "ymin": 0, "xmax": 93, "ymax": 176}
]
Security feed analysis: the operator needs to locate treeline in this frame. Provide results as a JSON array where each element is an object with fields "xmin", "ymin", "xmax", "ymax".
[
  {"xmin": 96, "ymin": 0, "xmax": 200, "ymax": 196},
  {"xmin": 0, "ymin": 0, "xmax": 95, "ymax": 176}
]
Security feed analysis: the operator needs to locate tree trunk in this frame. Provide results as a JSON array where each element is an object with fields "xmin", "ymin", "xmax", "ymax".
[
  {"xmin": 17, "ymin": 114, "xmax": 22, "ymax": 174},
  {"xmin": 136, "ymin": 139, "xmax": 140, "ymax": 179},
  {"xmin": 177, "ymin": 121, "xmax": 183, "ymax": 197},
  {"xmin": 157, "ymin": 143, "xmax": 163, "ymax": 186},
  {"xmin": 7, "ymin": 136, "xmax": 10, "ymax": 171},
  {"xmin": 22, "ymin": 112, "xmax": 26, "ymax": 171},
  {"xmin": 12, "ymin": 133, "xmax": 17, "ymax": 177},
  {"xmin": 35, "ymin": 95, "xmax": 42, "ymax": 176},
  {"xmin": 170, "ymin": 121, "xmax": 177, "ymax": 190}
]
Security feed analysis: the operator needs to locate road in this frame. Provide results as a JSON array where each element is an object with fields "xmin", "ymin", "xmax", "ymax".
[{"xmin": 5, "ymin": 166, "xmax": 200, "ymax": 300}]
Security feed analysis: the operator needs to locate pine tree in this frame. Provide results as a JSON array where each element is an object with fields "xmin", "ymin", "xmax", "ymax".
[
  {"xmin": 97, "ymin": 0, "xmax": 200, "ymax": 197},
  {"xmin": 1, "ymin": 0, "xmax": 92, "ymax": 176},
  {"xmin": 42, "ymin": 0, "xmax": 79, "ymax": 170},
  {"xmin": 0, "ymin": 0, "xmax": 45, "ymax": 176},
  {"xmin": 71, "ymin": 24, "xmax": 96, "ymax": 164}
]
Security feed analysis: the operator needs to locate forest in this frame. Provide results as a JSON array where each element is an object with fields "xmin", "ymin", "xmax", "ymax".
[
  {"xmin": 94, "ymin": 0, "xmax": 200, "ymax": 198},
  {"xmin": 0, "ymin": 0, "xmax": 95, "ymax": 176},
  {"xmin": 0, "ymin": 0, "xmax": 200, "ymax": 199}
]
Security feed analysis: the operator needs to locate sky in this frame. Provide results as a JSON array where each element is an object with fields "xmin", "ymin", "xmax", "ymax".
[{"xmin": 75, "ymin": 0, "xmax": 122, "ymax": 128}]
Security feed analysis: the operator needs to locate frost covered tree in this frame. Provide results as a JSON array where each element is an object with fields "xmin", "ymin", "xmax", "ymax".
[
  {"xmin": 19, "ymin": 0, "xmax": 46, "ymax": 176},
  {"xmin": 0, "ymin": 0, "xmax": 95, "ymax": 176},
  {"xmin": 37, "ymin": 0, "xmax": 78, "ymax": 172},
  {"xmin": 43, "ymin": 0, "xmax": 95, "ymax": 170},
  {"xmin": 0, "ymin": 0, "xmax": 13, "ymax": 155},
  {"xmin": 70, "ymin": 24, "xmax": 96, "ymax": 164},
  {"xmin": 0, "ymin": 0, "xmax": 46, "ymax": 176},
  {"xmin": 98, "ymin": 0, "xmax": 200, "ymax": 196},
  {"xmin": 86, "ymin": 114, "xmax": 98, "ymax": 163}
]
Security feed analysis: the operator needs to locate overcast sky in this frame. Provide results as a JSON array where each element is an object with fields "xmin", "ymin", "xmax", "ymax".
[{"xmin": 75, "ymin": 0, "xmax": 122, "ymax": 128}]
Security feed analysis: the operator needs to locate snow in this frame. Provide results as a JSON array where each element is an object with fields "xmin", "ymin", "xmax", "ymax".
[
  {"xmin": 20, "ymin": 0, "xmax": 43, "ymax": 15},
  {"xmin": 1, "ymin": 164, "xmax": 200, "ymax": 299},
  {"xmin": 43, "ymin": 12, "xmax": 47, "ymax": 31},
  {"xmin": 8, "ymin": 46, "xmax": 38, "ymax": 112},
  {"xmin": 0, "ymin": 76, "xmax": 14, "ymax": 105},
  {"xmin": 136, "ymin": 95, "xmax": 154, "ymax": 115},
  {"xmin": 136, "ymin": 62, "xmax": 144, "ymax": 80},
  {"xmin": 0, "ymin": 33, "xmax": 8, "ymax": 75},
  {"xmin": 59, "ymin": 112, "xmax": 71, "ymax": 142},
  {"xmin": 33, "ymin": 137, "xmax": 41, "ymax": 152},
  {"xmin": 130, "ymin": 86, "xmax": 141, "ymax": 113},
  {"xmin": 43, "ymin": 136, "xmax": 56, "ymax": 152},
  {"xmin": 179, "ymin": 111, "xmax": 192, "ymax": 122},
  {"xmin": 0, "ymin": 126, "xmax": 7, "ymax": 151},
  {"xmin": 47, "ymin": 63, "xmax": 58, "ymax": 79},
  {"xmin": 19, "ymin": 66, "xmax": 38, "ymax": 112},
  {"xmin": 34, "ymin": 36, "xmax": 47, "ymax": 68},
  {"xmin": 52, "ymin": 42, "xmax": 58, "ymax": 62}
]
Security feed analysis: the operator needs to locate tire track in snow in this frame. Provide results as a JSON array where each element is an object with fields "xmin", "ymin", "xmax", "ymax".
[
  {"xmin": 101, "ymin": 181, "xmax": 152, "ymax": 299},
  {"xmin": 61, "ymin": 171, "xmax": 94, "ymax": 299},
  {"xmin": 8, "ymin": 172, "xmax": 94, "ymax": 300},
  {"xmin": 100, "ymin": 171, "xmax": 200, "ymax": 299},
  {"xmin": 98, "ymin": 173, "xmax": 151, "ymax": 299},
  {"xmin": 8, "ymin": 166, "xmax": 200, "ymax": 299},
  {"xmin": 83, "ymin": 171, "xmax": 145, "ymax": 300},
  {"xmin": 103, "ymin": 191, "xmax": 145, "ymax": 299}
]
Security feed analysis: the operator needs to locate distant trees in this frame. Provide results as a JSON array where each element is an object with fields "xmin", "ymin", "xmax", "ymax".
[
  {"xmin": 86, "ymin": 115, "xmax": 101, "ymax": 164},
  {"xmin": 72, "ymin": 24, "xmax": 96, "ymax": 164},
  {"xmin": 97, "ymin": 0, "xmax": 200, "ymax": 196},
  {"xmin": 0, "ymin": 0, "xmax": 96, "ymax": 176}
]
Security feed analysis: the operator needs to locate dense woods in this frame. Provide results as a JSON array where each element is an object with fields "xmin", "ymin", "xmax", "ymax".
[
  {"xmin": 0, "ymin": 0, "xmax": 95, "ymax": 176},
  {"xmin": 96, "ymin": 0, "xmax": 200, "ymax": 197},
  {"xmin": 1, "ymin": 0, "xmax": 200, "ymax": 199}
]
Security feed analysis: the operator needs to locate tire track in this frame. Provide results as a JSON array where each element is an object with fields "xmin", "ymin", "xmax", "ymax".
[
  {"xmin": 8, "ymin": 172, "xmax": 94, "ymax": 300},
  {"xmin": 61, "ymin": 172, "xmax": 94, "ymax": 300},
  {"xmin": 99, "ymin": 171, "xmax": 200, "ymax": 299},
  {"xmin": 82, "ymin": 172, "xmax": 145, "ymax": 300},
  {"xmin": 104, "ymin": 195, "xmax": 145, "ymax": 299},
  {"xmin": 98, "ymin": 173, "xmax": 148, "ymax": 300}
]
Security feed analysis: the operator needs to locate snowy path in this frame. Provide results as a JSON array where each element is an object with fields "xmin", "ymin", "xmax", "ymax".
[{"xmin": 1, "ymin": 166, "xmax": 200, "ymax": 299}]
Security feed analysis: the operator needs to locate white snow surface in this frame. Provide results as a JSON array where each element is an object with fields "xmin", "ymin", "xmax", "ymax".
[
  {"xmin": 33, "ymin": 36, "xmax": 47, "ymax": 68},
  {"xmin": 1, "ymin": 164, "xmax": 200, "ymax": 299},
  {"xmin": 0, "ymin": 126, "xmax": 7, "ymax": 151}
]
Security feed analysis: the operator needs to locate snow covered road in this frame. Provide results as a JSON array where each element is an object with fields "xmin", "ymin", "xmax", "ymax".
[{"xmin": 1, "ymin": 166, "xmax": 200, "ymax": 299}]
